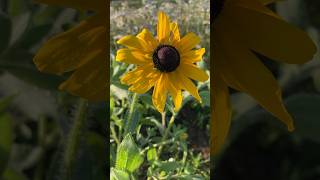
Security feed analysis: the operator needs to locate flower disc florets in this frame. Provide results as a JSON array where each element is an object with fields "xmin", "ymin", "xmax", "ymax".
[{"xmin": 153, "ymin": 45, "xmax": 180, "ymax": 72}]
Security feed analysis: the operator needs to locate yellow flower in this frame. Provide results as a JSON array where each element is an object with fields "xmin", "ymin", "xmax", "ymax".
[
  {"xmin": 33, "ymin": 0, "xmax": 107, "ymax": 100},
  {"xmin": 116, "ymin": 11, "xmax": 209, "ymax": 112},
  {"xmin": 212, "ymin": 0, "xmax": 317, "ymax": 154}
]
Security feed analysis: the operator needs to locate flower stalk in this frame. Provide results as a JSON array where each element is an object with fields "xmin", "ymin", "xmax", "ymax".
[{"xmin": 63, "ymin": 99, "xmax": 88, "ymax": 180}]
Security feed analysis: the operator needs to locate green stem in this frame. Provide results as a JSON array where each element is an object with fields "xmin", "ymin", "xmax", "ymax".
[
  {"xmin": 63, "ymin": 99, "xmax": 88, "ymax": 180},
  {"xmin": 158, "ymin": 114, "xmax": 175, "ymax": 157},
  {"xmin": 123, "ymin": 93, "xmax": 138, "ymax": 136}
]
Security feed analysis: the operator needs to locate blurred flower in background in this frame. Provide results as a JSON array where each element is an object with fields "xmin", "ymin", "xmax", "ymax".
[{"xmin": 212, "ymin": 0, "xmax": 316, "ymax": 155}]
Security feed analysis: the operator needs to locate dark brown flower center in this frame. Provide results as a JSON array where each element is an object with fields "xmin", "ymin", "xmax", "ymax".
[
  {"xmin": 153, "ymin": 45, "xmax": 180, "ymax": 72},
  {"xmin": 213, "ymin": 0, "xmax": 225, "ymax": 19}
]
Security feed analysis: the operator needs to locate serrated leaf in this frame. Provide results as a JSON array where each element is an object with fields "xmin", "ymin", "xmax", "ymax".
[
  {"xmin": 110, "ymin": 168, "xmax": 130, "ymax": 180},
  {"xmin": 116, "ymin": 134, "xmax": 143, "ymax": 173},
  {"xmin": 0, "ymin": 114, "xmax": 13, "ymax": 176}
]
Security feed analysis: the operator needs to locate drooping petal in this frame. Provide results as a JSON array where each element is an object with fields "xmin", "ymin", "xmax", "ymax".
[
  {"xmin": 214, "ymin": 26, "xmax": 295, "ymax": 131},
  {"xmin": 59, "ymin": 52, "xmax": 107, "ymax": 101},
  {"xmin": 137, "ymin": 28, "xmax": 158, "ymax": 52},
  {"xmin": 34, "ymin": 0, "xmax": 105, "ymax": 11},
  {"xmin": 176, "ymin": 32, "xmax": 200, "ymax": 53},
  {"xmin": 179, "ymin": 63, "xmax": 209, "ymax": 82},
  {"xmin": 176, "ymin": 71, "xmax": 202, "ymax": 102},
  {"xmin": 34, "ymin": 15, "xmax": 105, "ymax": 75},
  {"xmin": 170, "ymin": 22, "xmax": 180, "ymax": 46},
  {"xmin": 157, "ymin": 11, "xmax": 170, "ymax": 44},
  {"xmin": 181, "ymin": 48, "xmax": 206, "ymax": 63},
  {"xmin": 211, "ymin": 74, "xmax": 231, "ymax": 155},
  {"xmin": 152, "ymin": 74, "xmax": 168, "ymax": 112},
  {"xmin": 166, "ymin": 75, "xmax": 182, "ymax": 111},
  {"xmin": 225, "ymin": 1, "xmax": 316, "ymax": 64},
  {"xmin": 116, "ymin": 49, "xmax": 150, "ymax": 65}
]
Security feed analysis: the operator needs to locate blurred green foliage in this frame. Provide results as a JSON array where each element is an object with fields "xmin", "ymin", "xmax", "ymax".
[{"xmin": 0, "ymin": 0, "xmax": 107, "ymax": 179}]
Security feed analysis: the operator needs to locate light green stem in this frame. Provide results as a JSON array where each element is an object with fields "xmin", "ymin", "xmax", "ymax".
[
  {"xmin": 158, "ymin": 114, "xmax": 175, "ymax": 157},
  {"xmin": 63, "ymin": 99, "xmax": 88, "ymax": 180}
]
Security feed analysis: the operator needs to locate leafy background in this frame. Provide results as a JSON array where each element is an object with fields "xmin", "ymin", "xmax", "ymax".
[
  {"xmin": 0, "ymin": 0, "xmax": 107, "ymax": 180},
  {"xmin": 213, "ymin": 0, "xmax": 320, "ymax": 180}
]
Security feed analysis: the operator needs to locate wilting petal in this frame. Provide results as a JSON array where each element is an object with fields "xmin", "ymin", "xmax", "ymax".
[
  {"xmin": 157, "ymin": 11, "xmax": 170, "ymax": 44},
  {"xmin": 211, "ymin": 73, "xmax": 231, "ymax": 155}
]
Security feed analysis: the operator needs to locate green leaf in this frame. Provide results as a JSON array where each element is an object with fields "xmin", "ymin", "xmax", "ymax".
[
  {"xmin": 110, "ymin": 168, "xmax": 130, "ymax": 180},
  {"xmin": 0, "ymin": 114, "xmax": 13, "ymax": 176},
  {"xmin": 116, "ymin": 134, "xmax": 144, "ymax": 173},
  {"xmin": 147, "ymin": 148, "xmax": 157, "ymax": 162},
  {"xmin": 154, "ymin": 161, "xmax": 181, "ymax": 173},
  {"xmin": 0, "ymin": 12, "xmax": 11, "ymax": 53}
]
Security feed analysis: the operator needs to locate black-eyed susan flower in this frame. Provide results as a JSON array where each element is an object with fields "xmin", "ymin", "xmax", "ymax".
[
  {"xmin": 116, "ymin": 11, "xmax": 209, "ymax": 113},
  {"xmin": 33, "ymin": 0, "xmax": 107, "ymax": 100},
  {"xmin": 212, "ymin": 0, "xmax": 317, "ymax": 154}
]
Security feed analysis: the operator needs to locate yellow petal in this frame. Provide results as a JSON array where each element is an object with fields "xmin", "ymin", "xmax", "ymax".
[
  {"xmin": 176, "ymin": 32, "xmax": 200, "ymax": 53},
  {"xmin": 157, "ymin": 11, "xmax": 171, "ymax": 44},
  {"xmin": 176, "ymin": 71, "xmax": 201, "ymax": 102},
  {"xmin": 226, "ymin": 0, "xmax": 316, "ymax": 64},
  {"xmin": 180, "ymin": 63, "xmax": 209, "ymax": 82},
  {"xmin": 34, "ymin": 0, "xmax": 105, "ymax": 11},
  {"xmin": 116, "ymin": 49, "xmax": 150, "ymax": 65},
  {"xmin": 128, "ymin": 71, "xmax": 160, "ymax": 94},
  {"xmin": 170, "ymin": 22, "xmax": 180, "ymax": 46},
  {"xmin": 181, "ymin": 48, "xmax": 205, "ymax": 63},
  {"xmin": 120, "ymin": 64, "xmax": 153, "ymax": 85},
  {"xmin": 214, "ymin": 26, "xmax": 294, "ymax": 131},
  {"xmin": 34, "ymin": 15, "xmax": 105, "ymax": 75},
  {"xmin": 117, "ymin": 35, "xmax": 146, "ymax": 50},
  {"xmin": 137, "ymin": 28, "xmax": 158, "ymax": 52},
  {"xmin": 152, "ymin": 74, "xmax": 167, "ymax": 112},
  {"xmin": 166, "ymin": 75, "xmax": 182, "ymax": 111},
  {"xmin": 59, "ymin": 52, "xmax": 106, "ymax": 101},
  {"xmin": 211, "ymin": 74, "xmax": 231, "ymax": 155}
]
